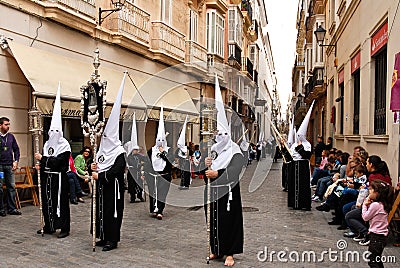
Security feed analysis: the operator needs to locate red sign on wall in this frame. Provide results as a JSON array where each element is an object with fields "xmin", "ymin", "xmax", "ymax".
[
  {"xmin": 351, "ymin": 51, "xmax": 361, "ymax": 74},
  {"xmin": 338, "ymin": 69, "xmax": 345, "ymax": 84},
  {"xmin": 371, "ymin": 22, "xmax": 388, "ymax": 56}
]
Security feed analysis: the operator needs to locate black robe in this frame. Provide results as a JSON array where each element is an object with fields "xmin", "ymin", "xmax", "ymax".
[
  {"xmin": 282, "ymin": 144, "xmax": 311, "ymax": 210},
  {"xmin": 93, "ymin": 153, "xmax": 126, "ymax": 242},
  {"xmin": 204, "ymin": 153, "xmax": 244, "ymax": 256},
  {"xmin": 174, "ymin": 148, "xmax": 191, "ymax": 187},
  {"xmin": 126, "ymin": 153, "xmax": 147, "ymax": 198},
  {"xmin": 39, "ymin": 151, "xmax": 71, "ymax": 233},
  {"xmin": 145, "ymin": 149, "xmax": 173, "ymax": 215}
]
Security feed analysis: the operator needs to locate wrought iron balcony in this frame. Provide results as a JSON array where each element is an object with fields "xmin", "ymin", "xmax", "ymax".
[
  {"xmin": 241, "ymin": 57, "xmax": 253, "ymax": 78},
  {"xmin": 151, "ymin": 21, "xmax": 186, "ymax": 62},
  {"xmin": 241, "ymin": 0, "xmax": 253, "ymax": 22},
  {"xmin": 107, "ymin": 2, "xmax": 150, "ymax": 46}
]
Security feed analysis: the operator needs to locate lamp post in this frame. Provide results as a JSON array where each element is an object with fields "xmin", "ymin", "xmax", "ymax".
[
  {"xmin": 99, "ymin": 0, "xmax": 126, "ymax": 26},
  {"xmin": 314, "ymin": 25, "xmax": 337, "ymax": 57}
]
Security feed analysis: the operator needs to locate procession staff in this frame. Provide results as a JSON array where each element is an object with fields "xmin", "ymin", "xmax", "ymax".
[
  {"xmin": 35, "ymin": 84, "xmax": 71, "ymax": 239},
  {"xmin": 125, "ymin": 113, "xmax": 146, "ymax": 202},
  {"xmin": 145, "ymin": 106, "xmax": 173, "ymax": 220},
  {"xmin": 204, "ymin": 75, "xmax": 244, "ymax": 267},
  {"xmin": 90, "ymin": 73, "xmax": 127, "ymax": 251}
]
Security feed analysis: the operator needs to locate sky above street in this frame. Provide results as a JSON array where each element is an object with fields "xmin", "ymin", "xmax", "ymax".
[{"xmin": 265, "ymin": 0, "xmax": 299, "ymax": 118}]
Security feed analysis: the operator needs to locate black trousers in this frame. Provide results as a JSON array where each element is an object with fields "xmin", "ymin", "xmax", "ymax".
[{"xmin": 368, "ymin": 233, "xmax": 387, "ymax": 268}]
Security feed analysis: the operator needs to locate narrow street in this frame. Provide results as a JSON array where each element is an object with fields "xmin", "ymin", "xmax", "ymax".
[{"xmin": 0, "ymin": 156, "xmax": 398, "ymax": 267}]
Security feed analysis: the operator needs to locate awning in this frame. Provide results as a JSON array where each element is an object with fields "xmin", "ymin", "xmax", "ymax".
[{"xmin": 8, "ymin": 41, "xmax": 198, "ymax": 122}]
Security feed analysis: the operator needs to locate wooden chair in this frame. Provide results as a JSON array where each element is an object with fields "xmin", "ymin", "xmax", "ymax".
[
  {"xmin": 14, "ymin": 166, "xmax": 39, "ymax": 209},
  {"xmin": 389, "ymin": 190, "xmax": 400, "ymax": 242}
]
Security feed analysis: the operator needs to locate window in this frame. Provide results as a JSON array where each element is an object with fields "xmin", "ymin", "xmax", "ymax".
[
  {"xmin": 190, "ymin": 10, "xmax": 198, "ymax": 42},
  {"xmin": 228, "ymin": 7, "xmax": 242, "ymax": 48},
  {"xmin": 353, "ymin": 70, "xmax": 360, "ymax": 134},
  {"xmin": 161, "ymin": 0, "xmax": 171, "ymax": 24},
  {"xmin": 339, "ymin": 82, "xmax": 344, "ymax": 134},
  {"xmin": 374, "ymin": 47, "xmax": 387, "ymax": 135},
  {"xmin": 249, "ymin": 45, "xmax": 259, "ymax": 70},
  {"xmin": 207, "ymin": 10, "xmax": 224, "ymax": 58}
]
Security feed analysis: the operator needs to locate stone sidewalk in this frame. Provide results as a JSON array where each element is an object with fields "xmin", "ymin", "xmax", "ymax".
[{"xmin": 0, "ymin": 157, "xmax": 399, "ymax": 267}]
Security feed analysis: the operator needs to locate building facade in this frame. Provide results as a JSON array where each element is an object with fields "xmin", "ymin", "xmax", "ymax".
[
  {"xmin": 0, "ymin": 0, "xmax": 275, "ymax": 165},
  {"xmin": 293, "ymin": 0, "xmax": 400, "ymax": 181}
]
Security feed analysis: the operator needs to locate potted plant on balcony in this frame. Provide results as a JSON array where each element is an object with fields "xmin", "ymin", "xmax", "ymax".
[{"xmin": 241, "ymin": 0, "xmax": 248, "ymax": 11}]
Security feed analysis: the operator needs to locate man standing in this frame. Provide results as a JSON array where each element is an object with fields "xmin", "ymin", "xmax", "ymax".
[
  {"xmin": 204, "ymin": 76, "xmax": 244, "ymax": 266},
  {"xmin": 35, "ymin": 86, "xmax": 71, "ymax": 238},
  {"xmin": 0, "ymin": 117, "xmax": 21, "ymax": 216},
  {"xmin": 145, "ymin": 106, "xmax": 173, "ymax": 220},
  {"xmin": 314, "ymin": 135, "xmax": 325, "ymax": 165},
  {"xmin": 91, "ymin": 74, "xmax": 127, "ymax": 251},
  {"xmin": 125, "ymin": 113, "xmax": 145, "ymax": 202},
  {"xmin": 176, "ymin": 116, "xmax": 191, "ymax": 190}
]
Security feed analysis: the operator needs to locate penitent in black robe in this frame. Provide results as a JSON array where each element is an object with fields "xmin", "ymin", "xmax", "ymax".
[
  {"xmin": 204, "ymin": 153, "xmax": 244, "ymax": 256},
  {"xmin": 145, "ymin": 149, "xmax": 173, "ymax": 215},
  {"xmin": 126, "ymin": 153, "xmax": 147, "ymax": 199},
  {"xmin": 282, "ymin": 144, "xmax": 312, "ymax": 210},
  {"xmin": 39, "ymin": 151, "xmax": 71, "ymax": 233},
  {"xmin": 93, "ymin": 153, "xmax": 126, "ymax": 243}
]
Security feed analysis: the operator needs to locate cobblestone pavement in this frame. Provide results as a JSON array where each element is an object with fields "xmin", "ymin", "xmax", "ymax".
[{"xmin": 0, "ymin": 157, "xmax": 399, "ymax": 267}]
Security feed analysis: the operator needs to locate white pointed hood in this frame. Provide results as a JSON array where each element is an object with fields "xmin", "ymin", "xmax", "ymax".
[
  {"xmin": 177, "ymin": 115, "xmax": 188, "ymax": 156},
  {"xmin": 43, "ymin": 83, "xmax": 71, "ymax": 157},
  {"xmin": 96, "ymin": 73, "xmax": 127, "ymax": 172},
  {"xmin": 152, "ymin": 106, "xmax": 169, "ymax": 171},
  {"xmin": 296, "ymin": 100, "xmax": 314, "ymax": 152},
  {"xmin": 125, "ymin": 113, "xmax": 139, "ymax": 154},
  {"xmin": 211, "ymin": 74, "xmax": 242, "ymax": 170},
  {"xmin": 287, "ymin": 115, "xmax": 295, "ymax": 148},
  {"xmin": 239, "ymin": 124, "xmax": 249, "ymax": 151}
]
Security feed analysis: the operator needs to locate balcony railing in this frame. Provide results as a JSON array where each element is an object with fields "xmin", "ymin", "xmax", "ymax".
[
  {"xmin": 151, "ymin": 21, "xmax": 185, "ymax": 61},
  {"xmin": 108, "ymin": 3, "xmax": 150, "ymax": 45},
  {"xmin": 241, "ymin": 57, "xmax": 253, "ymax": 77},
  {"xmin": 185, "ymin": 40, "xmax": 208, "ymax": 66},
  {"xmin": 47, "ymin": 0, "xmax": 97, "ymax": 19}
]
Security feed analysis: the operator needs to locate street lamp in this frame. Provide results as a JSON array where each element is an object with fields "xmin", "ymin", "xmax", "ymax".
[
  {"xmin": 99, "ymin": 0, "xmax": 126, "ymax": 26},
  {"xmin": 314, "ymin": 25, "xmax": 336, "ymax": 57}
]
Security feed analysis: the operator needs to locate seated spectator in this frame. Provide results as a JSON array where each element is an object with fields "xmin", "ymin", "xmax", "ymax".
[
  {"xmin": 74, "ymin": 146, "xmax": 93, "ymax": 195},
  {"xmin": 366, "ymin": 155, "xmax": 392, "ymax": 185},
  {"xmin": 67, "ymin": 155, "xmax": 87, "ymax": 204}
]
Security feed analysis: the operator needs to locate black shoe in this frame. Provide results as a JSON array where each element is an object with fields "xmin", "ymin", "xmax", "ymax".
[
  {"xmin": 80, "ymin": 191, "xmax": 88, "ymax": 197},
  {"xmin": 156, "ymin": 214, "xmax": 163, "ymax": 220},
  {"xmin": 353, "ymin": 233, "xmax": 366, "ymax": 242},
  {"xmin": 57, "ymin": 232, "xmax": 69, "ymax": 238},
  {"xmin": 37, "ymin": 229, "xmax": 55, "ymax": 235},
  {"xmin": 337, "ymin": 225, "xmax": 348, "ymax": 230},
  {"xmin": 77, "ymin": 197, "xmax": 85, "ymax": 203},
  {"xmin": 316, "ymin": 203, "xmax": 330, "ymax": 212},
  {"xmin": 96, "ymin": 240, "xmax": 107, "ymax": 247},
  {"xmin": 70, "ymin": 199, "xmax": 78, "ymax": 205},
  {"xmin": 138, "ymin": 197, "xmax": 145, "ymax": 202},
  {"xmin": 102, "ymin": 241, "xmax": 118, "ymax": 251},
  {"xmin": 130, "ymin": 199, "xmax": 135, "ymax": 203},
  {"xmin": 8, "ymin": 209, "xmax": 22, "ymax": 215},
  {"xmin": 328, "ymin": 220, "xmax": 341, "ymax": 225},
  {"xmin": 0, "ymin": 210, "xmax": 6, "ymax": 217}
]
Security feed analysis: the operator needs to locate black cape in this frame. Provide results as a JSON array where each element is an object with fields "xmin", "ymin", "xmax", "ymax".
[
  {"xmin": 126, "ymin": 153, "xmax": 147, "ymax": 196},
  {"xmin": 93, "ymin": 153, "xmax": 126, "ymax": 242},
  {"xmin": 39, "ymin": 151, "xmax": 71, "ymax": 233},
  {"xmin": 204, "ymin": 153, "xmax": 244, "ymax": 256}
]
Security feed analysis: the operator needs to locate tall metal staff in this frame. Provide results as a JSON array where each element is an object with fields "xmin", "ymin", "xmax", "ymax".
[
  {"xmin": 201, "ymin": 104, "xmax": 216, "ymax": 264},
  {"xmin": 28, "ymin": 106, "xmax": 44, "ymax": 236},
  {"xmin": 80, "ymin": 49, "xmax": 107, "ymax": 252}
]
